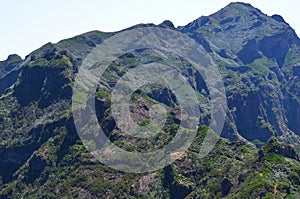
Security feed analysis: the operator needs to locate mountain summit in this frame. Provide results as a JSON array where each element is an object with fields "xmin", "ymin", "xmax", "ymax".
[{"xmin": 180, "ymin": 2, "xmax": 300, "ymax": 65}]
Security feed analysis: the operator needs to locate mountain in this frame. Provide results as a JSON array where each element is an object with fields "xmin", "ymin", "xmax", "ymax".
[
  {"xmin": 0, "ymin": 2, "xmax": 300, "ymax": 198},
  {"xmin": 180, "ymin": 2, "xmax": 300, "ymax": 145}
]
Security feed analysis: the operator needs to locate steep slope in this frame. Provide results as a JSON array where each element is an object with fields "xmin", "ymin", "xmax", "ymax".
[
  {"xmin": 0, "ymin": 54, "xmax": 23, "ymax": 95},
  {"xmin": 180, "ymin": 2, "xmax": 300, "ymax": 145},
  {"xmin": 0, "ymin": 127, "xmax": 299, "ymax": 198},
  {"xmin": 0, "ymin": 44, "xmax": 75, "ymax": 183}
]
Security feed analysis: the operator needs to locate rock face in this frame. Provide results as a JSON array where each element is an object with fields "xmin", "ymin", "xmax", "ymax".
[
  {"xmin": 228, "ymin": 91, "xmax": 274, "ymax": 142},
  {"xmin": 264, "ymin": 137, "xmax": 299, "ymax": 161},
  {"xmin": 259, "ymin": 32, "xmax": 297, "ymax": 66},
  {"xmin": 14, "ymin": 45, "xmax": 74, "ymax": 107},
  {"xmin": 26, "ymin": 155, "xmax": 47, "ymax": 183},
  {"xmin": 238, "ymin": 39, "xmax": 262, "ymax": 64},
  {"xmin": 237, "ymin": 31, "xmax": 299, "ymax": 66},
  {"xmin": 0, "ymin": 54, "xmax": 23, "ymax": 94}
]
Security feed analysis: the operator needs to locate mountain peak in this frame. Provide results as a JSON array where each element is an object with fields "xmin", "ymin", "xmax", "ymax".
[
  {"xmin": 0, "ymin": 54, "xmax": 22, "ymax": 64},
  {"xmin": 224, "ymin": 2, "xmax": 265, "ymax": 12},
  {"xmin": 6, "ymin": 54, "xmax": 22, "ymax": 64},
  {"xmin": 227, "ymin": 2, "xmax": 254, "ymax": 8},
  {"xmin": 0, "ymin": 54, "xmax": 23, "ymax": 70},
  {"xmin": 211, "ymin": 1, "xmax": 265, "ymax": 20},
  {"xmin": 220, "ymin": 2, "xmax": 289, "ymax": 26},
  {"xmin": 159, "ymin": 20, "xmax": 175, "ymax": 29},
  {"xmin": 271, "ymin": 14, "xmax": 288, "ymax": 25},
  {"xmin": 179, "ymin": 1, "xmax": 296, "ymax": 56}
]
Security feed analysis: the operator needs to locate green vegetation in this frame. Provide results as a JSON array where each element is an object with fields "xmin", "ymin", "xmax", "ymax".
[{"xmin": 1, "ymin": 2, "xmax": 300, "ymax": 198}]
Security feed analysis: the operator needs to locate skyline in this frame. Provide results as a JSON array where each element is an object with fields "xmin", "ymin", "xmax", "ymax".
[{"xmin": 1, "ymin": 0, "xmax": 300, "ymax": 60}]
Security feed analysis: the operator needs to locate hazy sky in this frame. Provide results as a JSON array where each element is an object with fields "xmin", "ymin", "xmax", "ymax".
[{"xmin": 1, "ymin": 0, "xmax": 299, "ymax": 60}]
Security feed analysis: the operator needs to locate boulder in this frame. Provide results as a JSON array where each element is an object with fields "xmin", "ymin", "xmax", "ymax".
[{"xmin": 221, "ymin": 178, "xmax": 232, "ymax": 196}]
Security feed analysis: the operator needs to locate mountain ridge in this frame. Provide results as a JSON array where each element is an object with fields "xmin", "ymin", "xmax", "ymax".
[{"xmin": 2, "ymin": 1, "xmax": 300, "ymax": 147}]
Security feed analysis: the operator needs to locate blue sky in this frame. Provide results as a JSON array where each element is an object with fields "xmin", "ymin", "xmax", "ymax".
[{"xmin": 1, "ymin": 0, "xmax": 299, "ymax": 60}]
